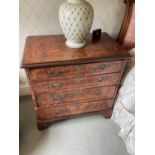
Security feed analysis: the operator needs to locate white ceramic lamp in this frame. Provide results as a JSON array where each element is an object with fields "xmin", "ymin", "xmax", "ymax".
[{"xmin": 59, "ymin": 0, "xmax": 94, "ymax": 48}]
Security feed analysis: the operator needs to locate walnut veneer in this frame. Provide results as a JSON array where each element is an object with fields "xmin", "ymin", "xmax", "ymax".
[{"xmin": 22, "ymin": 33, "xmax": 129, "ymax": 130}]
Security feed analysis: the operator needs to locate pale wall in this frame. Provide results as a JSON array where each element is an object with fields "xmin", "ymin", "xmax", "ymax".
[{"xmin": 19, "ymin": 0, "xmax": 125, "ymax": 95}]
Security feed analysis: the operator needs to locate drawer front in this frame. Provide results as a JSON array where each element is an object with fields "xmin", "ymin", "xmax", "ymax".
[
  {"xmin": 32, "ymin": 72, "xmax": 121, "ymax": 94},
  {"xmin": 29, "ymin": 60, "xmax": 124, "ymax": 82},
  {"xmin": 36, "ymin": 99, "xmax": 113, "ymax": 120},
  {"xmin": 36, "ymin": 86, "xmax": 116, "ymax": 107}
]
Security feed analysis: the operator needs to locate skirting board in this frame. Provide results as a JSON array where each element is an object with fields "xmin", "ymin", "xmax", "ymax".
[{"xmin": 19, "ymin": 82, "xmax": 30, "ymax": 96}]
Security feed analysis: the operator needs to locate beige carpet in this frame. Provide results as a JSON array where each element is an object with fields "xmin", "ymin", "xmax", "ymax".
[{"xmin": 19, "ymin": 96, "xmax": 129, "ymax": 155}]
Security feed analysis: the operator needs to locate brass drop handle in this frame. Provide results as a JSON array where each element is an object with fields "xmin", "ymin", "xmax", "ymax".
[
  {"xmin": 93, "ymin": 64, "xmax": 109, "ymax": 72},
  {"xmin": 55, "ymin": 108, "xmax": 67, "ymax": 115},
  {"xmin": 55, "ymin": 109, "xmax": 65, "ymax": 115},
  {"xmin": 99, "ymin": 64, "xmax": 109, "ymax": 70},
  {"xmin": 51, "ymin": 95, "xmax": 63, "ymax": 103},
  {"xmin": 49, "ymin": 82, "xmax": 62, "ymax": 88},
  {"xmin": 47, "ymin": 70, "xmax": 61, "ymax": 76},
  {"xmin": 97, "ymin": 77, "xmax": 107, "ymax": 82},
  {"xmin": 74, "ymin": 65, "xmax": 85, "ymax": 71}
]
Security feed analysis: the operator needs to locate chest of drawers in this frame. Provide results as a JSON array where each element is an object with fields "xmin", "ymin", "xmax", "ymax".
[{"xmin": 22, "ymin": 33, "xmax": 129, "ymax": 130}]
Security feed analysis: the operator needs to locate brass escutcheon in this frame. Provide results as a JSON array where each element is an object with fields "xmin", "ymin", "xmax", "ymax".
[
  {"xmin": 49, "ymin": 82, "xmax": 62, "ymax": 88},
  {"xmin": 99, "ymin": 64, "xmax": 108, "ymax": 70},
  {"xmin": 55, "ymin": 109, "xmax": 65, "ymax": 115},
  {"xmin": 95, "ymin": 88, "xmax": 102, "ymax": 96},
  {"xmin": 52, "ymin": 95, "xmax": 63, "ymax": 103},
  {"xmin": 97, "ymin": 77, "xmax": 107, "ymax": 82},
  {"xmin": 48, "ymin": 70, "xmax": 61, "ymax": 76}
]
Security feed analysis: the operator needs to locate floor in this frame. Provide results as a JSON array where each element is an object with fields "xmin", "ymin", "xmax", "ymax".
[{"xmin": 19, "ymin": 96, "xmax": 129, "ymax": 155}]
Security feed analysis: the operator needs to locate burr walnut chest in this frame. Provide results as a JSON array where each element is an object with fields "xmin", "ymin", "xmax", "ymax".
[{"xmin": 22, "ymin": 33, "xmax": 129, "ymax": 130}]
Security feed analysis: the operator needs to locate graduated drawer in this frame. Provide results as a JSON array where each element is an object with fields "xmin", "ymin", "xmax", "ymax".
[
  {"xmin": 29, "ymin": 60, "xmax": 124, "ymax": 82},
  {"xmin": 32, "ymin": 72, "xmax": 121, "ymax": 94},
  {"xmin": 36, "ymin": 99, "xmax": 113, "ymax": 120},
  {"xmin": 36, "ymin": 86, "xmax": 116, "ymax": 107}
]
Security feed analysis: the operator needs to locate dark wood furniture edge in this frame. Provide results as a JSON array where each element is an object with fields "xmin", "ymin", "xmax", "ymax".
[
  {"xmin": 117, "ymin": 0, "xmax": 135, "ymax": 45},
  {"xmin": 21, "ymin": 57, "xmax": 130, "ymax": 69}
]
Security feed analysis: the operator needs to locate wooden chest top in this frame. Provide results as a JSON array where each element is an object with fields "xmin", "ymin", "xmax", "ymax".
[{"xmin": 22, "ymin": 33, "xmax": 129, "ymax": 68}]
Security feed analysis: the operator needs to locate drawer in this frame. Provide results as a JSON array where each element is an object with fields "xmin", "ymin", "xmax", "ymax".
[
  {"xmin": 36, "ymin": 86, "xmax": 116, "ymax": 107},
  {"xmin": 32, "ymin": 72, "xmax": 121, "ymax": 94},
  {"xmin": 36, "ymin": 99, "xmax": 113, "ymax": 120},
  {"xmin": 29, "ymin": 60, "xmax": 124, "ymax": 82}
]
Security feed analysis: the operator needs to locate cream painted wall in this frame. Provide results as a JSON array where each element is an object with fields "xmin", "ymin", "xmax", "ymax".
[{"xmin": 19, "ymin": 0, "xmax": 125, "ymax": 94}]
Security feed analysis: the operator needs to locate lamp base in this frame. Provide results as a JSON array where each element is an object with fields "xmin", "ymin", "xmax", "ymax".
[{"xmin": 66, "ymin": 40, "xmax": 86, "ymax": 48}]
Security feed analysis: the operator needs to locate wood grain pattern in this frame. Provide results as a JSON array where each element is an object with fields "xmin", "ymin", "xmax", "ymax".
[
  {"xmin": 22, "ymin": 33, "xmax": 129, "ymax": 130},
  {"xmin": 36, "ymin": 99, "xmax": 114, "ymax": 121},
  {"xmin": 29, "ymin": 60, "xmax": 124, "ymax": 82},
  {"xmin": 37, "ymin": 109, "xmax": 113, "ymax": 130},
  {"xmin": 31, "ymin": 72, "xmax": 121, "ymax": 94},
  {"xmin": 22, "ymin": 33, "xmax": 129, "ymax": 68},
  {"xmin": 36, "ymin": 86, "xmax": 116, "ymax": 107}
]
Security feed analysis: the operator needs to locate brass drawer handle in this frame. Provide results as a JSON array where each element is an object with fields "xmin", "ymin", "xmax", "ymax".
[
  {"xmin": 97, "ymin": 77, "xmax": 107, "ymax": 82},
  {"xmin": 74, "ymin": 65, "xmax": 85, "ymax": 71},
  {"xmin": 99, "ymin": 64, "xmax": 109, "ymax": 70},
  {"xmin": 47, "ymin": 70, "xmax": 61, "ymax": 76},
  {"xmin": 51, "ymin": 95, "xmax": 63, "ymax": 103},
  {"xmin": 93, "ymin": 64, "xmax": 109, "ymax": 72},
  {"xmin": 54, "ymin": 107, "xmax": 68, "ymax": 115},
  {"xmin": 49, "ymin": 82, "xmax": 62, "ymax": 88},
  {"xmin": 98, "ymin": 64, "xmax": 109, "ymax": 70}
]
